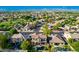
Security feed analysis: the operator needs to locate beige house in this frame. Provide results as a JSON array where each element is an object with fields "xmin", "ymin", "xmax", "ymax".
[
  {"xmin": 64, "ymin": 32, "xmax": 79, "ymax": 41},
  {"xmin": 31, "ymin": 33, "xmax": 47, "ymax": 46},
  {"xmin": 50, "ymin": 35, "xmax": 65, "ymax": 46},
  {"xmin": 64, "ymin": 32, "xmax": 71, "ymax": 39},
  {"xmin": 11, "ymin": 33, "xmax": 23, "ymax": 43},
  {"xmin": 70, "ymin": 33, "xmax": 79, "ymax": 41},
  {"xmin": 64, "ymin": 25, "xmax": 79, "ymax": 32}
]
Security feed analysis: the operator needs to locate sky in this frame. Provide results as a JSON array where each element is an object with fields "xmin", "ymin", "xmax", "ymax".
[{"xmin": 0, "ymin": 6, "xmax": 79, "ymax": 11}]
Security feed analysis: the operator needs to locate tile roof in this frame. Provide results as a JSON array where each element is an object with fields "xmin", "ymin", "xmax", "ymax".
[
  {"xmin": 31, "ymin": 33, "xmax": 38, "ymax": 39},
  {"xmin": 11, "ymin": 34, "xmax": 22, "ymax": 39},
  {"xmin": 71, "ymin": 33, "xmax": 79, "ymax": 39},
  {"xmin": 31, "ymin": 33, "xmax": 46, "ymax": 39},
  {"xmin": 50, "ymin": 35, "xmax": 64, "ymax": 43}
]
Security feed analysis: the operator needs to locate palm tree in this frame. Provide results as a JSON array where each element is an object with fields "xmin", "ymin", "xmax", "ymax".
[
  {"xmin": 67, "ymin": 38, "xmax": 76, "ymax": 51},
  {"xmin": 42, "ymin": 23, "xmax": 52, "ymax": 37},
  {"xmin": 42, "ymin": 23, "xmax": 53, "ymax": 51}
]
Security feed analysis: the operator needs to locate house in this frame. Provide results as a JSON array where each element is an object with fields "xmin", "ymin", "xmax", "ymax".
[
  {"xmin": 20, "ymin": 32, "xmax": 47, "ymax": 46},
  {"xmin": 20, "ymin": 32, "xmax": 32, "ymax": 40},
  {"xmin": 64, "ymin": 25, "xmax": 70, "ymax": 31},
  {"xmin": 64, "ymin": 32, "xmax": 79, "ymax": 41},
  {"xmin": 14, "ymin": 24, "xmax": 23, "ymax": 32},
  {"xmin": 64, "ymin": 25, "xmax": 79, "ymax": 32},
  {"xmin": 20, "ymin": 30, "xmax": 65, "ymax": 47},
  {"xmin": 50, "ymin": 34, "xmax": 65, "ymax": 46},
  {"xmin": 10, "ymin": 33, "xmax": 23, "ymax": 43},
  {"xmin": 76, "ymin": 16, "xmax": 79, "ymax": 20},
  {"xmin": 38, "ymin": 19, "xmax": 45, "ymax": 23},
  {"xmin": 0, "ymin": 17, "xmax": 3, "ymax": 22},
  {"xmin": 23, "ymin": 22, "xmax": 37, "ymax": 32},
  {"xmin": 64, "ymin": 32, "xmax": 71, "ymax": 39},
  {"xmin": 31, "ymin": 33, "xmax": 47, "ymax": 46},
  {"xmin": 70, "ymin": 33, "xmax": 79, "ymax": 41},
  {"xmin": 23, "ymin": 25, "xmax": 30, "ymax": 31},
  {"xmin": 48, "ymin": 23, "xmax": 53, "ymax": 29}
]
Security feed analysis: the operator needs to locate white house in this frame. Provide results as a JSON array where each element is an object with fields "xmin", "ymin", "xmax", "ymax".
[{"xmin": 64, "ymin": 32, "xmax": 71, "ymax": 40}]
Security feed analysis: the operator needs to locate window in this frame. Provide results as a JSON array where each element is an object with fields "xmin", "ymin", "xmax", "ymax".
[
  {"xmin": 54, "ymin": 43, "xmax": 59, "ymax": 45},
  {"xmin": 41, "ymin": 42, "xmax": 45, "ymax": 45},
  {"xmin": 41, "ymin": 39, "xmax": 45, "ymax": 41}
]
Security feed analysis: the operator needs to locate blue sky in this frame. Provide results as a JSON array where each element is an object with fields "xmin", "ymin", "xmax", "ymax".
[{"xmin": 0, "ymin": 6, "xmax": 79, "ymax": 11}]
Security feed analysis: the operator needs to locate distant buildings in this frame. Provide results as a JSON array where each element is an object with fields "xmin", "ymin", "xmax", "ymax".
[{"xmin": 0, "ymin": 11, "xmax": 79, "ymax": 51}]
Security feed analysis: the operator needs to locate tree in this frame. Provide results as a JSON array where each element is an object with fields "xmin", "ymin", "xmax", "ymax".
[
  {"xmin": 9, "ymin": 28, "xmax": 17, "ymax": 35},
  {"xmin": 53, "ymin": 23, "xmax": 62, "ymax": 30},
  {"xmin": 67, "ymin": 38, "xmax": 79, "ymax": 52},
  {"xmin": 0, "ymin": 33, "xmax": 8, "ymax": 49},
  {"xmin": 48, "ymin": 18, "xmax": 53, "ymax": 23},
  {"xmin": 68, "ymin": 38, "xmax": 74, "ymax": 44},
  {"xmin": 6, "ymin": 43, "xmax": 13, "ymax": 49},
  {"xmin": 71, "ymin": 41, "xmax": 79, "ymax": 52},
  {"xmin": 20, "ymin": 40, "xmax": 35, "ymax": 52},
  {"xmin": 42, "ymin": 24, "xmax": 53, "ymax": 52},
  {"xmin": 61, "ymin": 18, "xmax": 77, "ymax": 26},
  {"xmin": 20, "ymin": 40, "xmax": 30, "ymax": 50},
  {"xmin": 44, "ymin": 43, "xmax": 54, "ymax": 52},
  {"xmin": 67, "ymin": 38, "xmax": 76, "ymax": 51},
  {"xmin": 48, "ymin": 43, "xmax": 54, "ymax": 52},
  {"xmin": 42, "ymin": 24, "xmax": 52, "ymax": 37}
]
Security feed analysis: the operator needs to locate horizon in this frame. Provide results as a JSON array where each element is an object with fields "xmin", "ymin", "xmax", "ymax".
[{"xmin": 0, "ymin": 6, "xmax": 79, "ymax": 11}]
